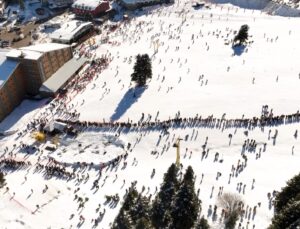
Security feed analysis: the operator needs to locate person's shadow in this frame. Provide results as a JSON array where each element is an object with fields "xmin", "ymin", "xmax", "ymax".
[{"xmin": 110, "ymin": 86, "xmax": 146, "ymax": 121}]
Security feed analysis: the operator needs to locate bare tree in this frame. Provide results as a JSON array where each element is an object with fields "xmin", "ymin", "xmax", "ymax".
[{"xmin": 218, "ymin": 192, "xmax": 244, "ymax": 229}]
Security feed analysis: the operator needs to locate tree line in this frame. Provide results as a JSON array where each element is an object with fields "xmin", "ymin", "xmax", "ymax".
[{"xmin": 112, "ymin": 164, "xmax": 209, "ymax": 229}]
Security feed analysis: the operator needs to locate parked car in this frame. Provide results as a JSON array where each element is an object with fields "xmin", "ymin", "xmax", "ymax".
[{"xmin": 0, "ymin": 40, "xmax": 9, "ymax": 48}]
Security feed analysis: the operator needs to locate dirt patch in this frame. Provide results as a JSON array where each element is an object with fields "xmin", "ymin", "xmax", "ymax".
[{"xmin": 0, "ymin": 21, "xmax": 39, "ymax": 48}]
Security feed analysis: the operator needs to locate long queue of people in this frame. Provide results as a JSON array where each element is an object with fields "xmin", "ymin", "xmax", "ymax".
[
  {"xmin": 0, "ymin": 158, "xmax": 31, "ymax": 170},
  {"xmin": 55, "ymin": 110, "xmax": 300, "ymax": 133}
]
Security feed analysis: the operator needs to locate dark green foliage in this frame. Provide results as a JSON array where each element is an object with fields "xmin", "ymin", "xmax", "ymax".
[
  {"xmin": 0, "ymin": 172, "xmax": 5, "ymax": 189},
  {"xmin": 269, "ymin": 172, "xmax": 300, "ymax": 229},
  {"xmin": 130, "ymin": 195, "xmax": 151, "ymax": 223},
  {"xmin": 131, "ymin": 54, "xmax": 152, "ymax": 87},
  {"xmin": 196, "ymin": 216, "xmax": 210, "ymax": 229},
  {"xmin": 269, "ymin": 201, "xmax": 300, "ymax": 229},
  {"xmin": 151, "ymin": 163, "xmax": 179, "ymax": 228},
  {"xmin": 233, "ymin": 25, "xmax": 249, "ymax": 46},
  {"xmin": 112, "ymin": 186, "xmax": 139, "ymax": 229},
  {"xmin": 183, "ymin": 165, "xmax": 194, "ymax": 186},
  {"xmin": 112, "ymin": 211, "xmax": 132, "ymax": 229},
  {"xmin": 113, "ymin": 165, "xmax": 202, "ymax": 229},
  {"xmin": 136, "ymin": 217, "xmax": 154, "ymax": 229},
  {"xmin": 171, "ymin": 167, "xmax": 201, "ymax": 229},
  {"xmin": 113, "ymin": 186, "xmax": 153, "ymax": 229},
  {"xmin": 274, "ymin": 172, "xmax": 300, "ymax": 213}
]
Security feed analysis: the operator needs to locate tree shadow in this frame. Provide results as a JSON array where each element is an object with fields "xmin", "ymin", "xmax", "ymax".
[
  {"xmin": 110, "ymin": 86, "xmax": 146, "ymax": 121},
  {"xmin": 232, "ymin": 45, "xmax": 246, "ymax": 56}
]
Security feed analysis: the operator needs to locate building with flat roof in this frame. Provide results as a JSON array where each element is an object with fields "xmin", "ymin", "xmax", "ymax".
[
  {"xmin": 72, "ymin": 0, "xmax": 110, "ymax": 18},
  {"xmin": 0, "ymin": 43, "xmax": 74, "ymax": 122},
  {"xmin": 50, "ymin": 20, "xmax": 93, "ymax": 44},
  {"xmin": 6, "ymin": 43, "xmax": 73, "ymax": 95}
]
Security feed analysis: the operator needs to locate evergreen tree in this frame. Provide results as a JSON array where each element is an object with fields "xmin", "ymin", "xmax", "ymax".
[
  {"xmin": 130, "ymin": 195, "xmax": 152, "ymax": 224},
  {"xmin": 182, "ymin": 165, "xmax": 195, "ymax": 186},
  {"xmin": 151, "ymin": 163, "xmax": 179, "ymax": 228},
  {"xmin": 136, "ymin": 217, "xmax": 154, "ymax": 229},
  {"xmin": 171, "ymin": 166, "xmax": 201, "ymax": 229},
  {"xmin": 112, "ymin": 186, "xmax": 139, "ymax": 229},
  {"xmin": 112, "ymin": 211, "xmax": 132, "ymax": 229},
  {"xmin": 0, "ymin": 172, "xmax": 5, "ymax": 189},
  {"xmin": 195, "ymin": 216, "xmax": 210, "ymax": 229},
  {"xmin": 274, "ymin": 172, "xmax": 300, "ymax": 213},
  {"xmin": 269, "ymin": 200, "xmax": 300, "ymax": 229},
  {"xmin": 131, "ymin": 54, "xmax": 152, "ymax": 87},
  {"xmin": 269, "ymin": 172, "xmax": 300, "ymax": 229},
  {"xmin": 233, "ymin": 25, "xmax": 249, "ymax": 46}
]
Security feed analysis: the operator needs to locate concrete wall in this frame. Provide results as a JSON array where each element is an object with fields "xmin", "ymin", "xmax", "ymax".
[
  {"xmin": 9, "ymin": 46, "xmax": 74, "ymax": 95},
  {"xmin": 41, "ymin": 47, "xmax": 73, "ymax": 80},
  {"xmin": 0, "ymin": 64, "xmax": 26, "ymax": 122}
]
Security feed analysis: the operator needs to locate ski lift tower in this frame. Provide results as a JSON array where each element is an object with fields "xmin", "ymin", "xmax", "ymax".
[{"xmin": 173, "ymin": 137, "xmax": 183, "ymax": 166}]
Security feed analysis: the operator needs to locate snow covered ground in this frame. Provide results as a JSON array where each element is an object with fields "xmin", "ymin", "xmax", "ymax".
[{"xmin": 1, "ymin": 1, "xmax": 300, "ymax": 228}]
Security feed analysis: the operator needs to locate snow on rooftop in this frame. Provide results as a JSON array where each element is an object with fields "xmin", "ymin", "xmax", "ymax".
[
  {"xmin": 6, "ymin": 43, "xmax": 70, "ymax": 60},
  {"xmin": 0, "ymin": 50, "xmax": 19, "ymax": 87},
  {"xmin": 50, "ymin": 20, "xmax": 93, "ymax": 42},
  {"xmin": 20, "ymin": 43, "xmax": 70, "ymax": 53},
  {"xmin": 72, "ymin": 0, "xmax": 107, "ymax": 9},
  {"xmin": 6, "ymin": 49, "xmax": 43, "ymax": 60}
]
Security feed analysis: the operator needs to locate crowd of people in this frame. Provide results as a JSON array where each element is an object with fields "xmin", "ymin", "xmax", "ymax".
[
  {"xmin": 55, "ymin": 109, "xmax": 300, "ymax": 133},
  {"xmin": 0, "ymin": 158, "xmax": 31, "ymax": 170}
]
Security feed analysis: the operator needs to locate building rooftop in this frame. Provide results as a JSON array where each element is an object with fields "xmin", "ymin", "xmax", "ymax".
[
  {"xmin": 21, "ymin": 43, "xmax": 70, "ymax": 53},
  {"xmin": 40, "ymin": 56, "xmax": 87, "ymax": 94},
  {"xmin": 0, "ymin": 49, "xmax": 19, "ymax": 88},
  {"xmin": 6, "ymin": 43, "xmax": 70, "ymax": 60},
  {"xmin": 49, "ymin": 20, "xmax": 93, "ymax": 43},
  {"xmin": 72, "ymin": 0, "xmax": 107, "ymax": 10}
]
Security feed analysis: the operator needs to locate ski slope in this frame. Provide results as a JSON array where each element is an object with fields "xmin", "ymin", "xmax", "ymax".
[{"xmin": 0, "ymin": 1, "xmax": 300, "ymax": 229}]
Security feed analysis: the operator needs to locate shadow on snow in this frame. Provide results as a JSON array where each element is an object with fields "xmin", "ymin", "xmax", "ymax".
[{"xmin": 110, "ymin": 86, "xmax": 146, "ymax": 121}]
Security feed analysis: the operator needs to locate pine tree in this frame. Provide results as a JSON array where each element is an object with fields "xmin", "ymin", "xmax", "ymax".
[
  {"xmin": 136, "ymin": 216, "xmax": 154, "ymax": 229},
  {"xmin": 112, "ymin": 186, "xmax": 139, "ymax": 229},
  {"xmin": 112, "ymin": 211, "xmax": 132, "ymax": 229},
  {"xmin": 130, "ymin": 195, "xmax": 152, "ymax": 224},
  {"xmin": 269, "ymin": 200, "xmax": 300, "ymax": 229},
  {"xmin": 233, "ymin": 25, "xmax": 249, "ymax": 46},
  {"xmin": 131, "ymin": 54, "xmax": 152, "ymax": 87},
  {"xmin": 151, "ymin": 163, "xmax": 179, "ymax": 228},
  {"xmin": 171, "ymin": 166, "xmax": 201, "ymax": 229},
  {"xmin": 182, "ymin": 165, "xmax": 195, "ymax": 186},
  {"xmin": 0, "ymin": 172, "xmax": 5, "ymax": 189},
  {"xmin": 195, "ymin": 216, "xmax": 210, "ymax": 229},
  {"xmin": 274, "ymin": 172, "xmax": 300, "ymax": 213},
  {"xmin": 269, "ymin": 172, "xmax": 300, "ymax": 229}
]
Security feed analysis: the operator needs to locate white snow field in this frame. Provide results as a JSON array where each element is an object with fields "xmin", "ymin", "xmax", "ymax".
[{"xmin": 1, "ymin": 1, "xmax": 300, "ymax": 229}]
